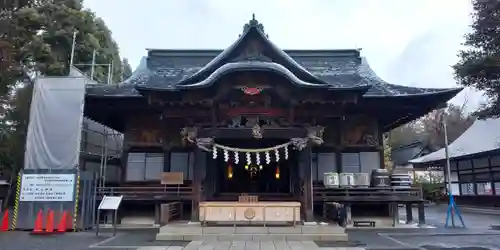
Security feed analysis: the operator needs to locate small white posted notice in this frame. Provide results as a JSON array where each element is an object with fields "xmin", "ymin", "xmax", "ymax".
[{"xmin": 20, "ymin": 174, "xmax": 75, "ymax": 202}]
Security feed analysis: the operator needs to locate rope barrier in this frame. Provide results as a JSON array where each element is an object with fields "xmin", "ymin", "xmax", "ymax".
[{"xmin": 213, "ymin": 141, "xmax": 292, "ymax": 153}]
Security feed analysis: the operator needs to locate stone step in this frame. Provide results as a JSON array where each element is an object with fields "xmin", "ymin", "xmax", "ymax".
[
  {"xmin": 158, "ymin": 225, "xmax": 346, "ymax": 235},
  {"xmin": 156, "ymin": 233, "xmax": 348, "ymax": 241},
  {"xmin": 156, "ymin": 224, "xmax": 348, "ymax": 242}
]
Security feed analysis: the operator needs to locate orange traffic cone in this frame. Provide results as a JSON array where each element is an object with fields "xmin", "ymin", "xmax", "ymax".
[
  {"xmin": 31, "ymin": 209, "xmax": 44, "ymax": 234},
  {"xmin": 45, "ymin": 210, "xmax": 54, "ymax": 233},
  {"xmin": 56, "ymin": 211, "xmax": 68, "ymax": 233},
  {"xmin": 0, "ymin": 209, "xmax": 9, "ymax": 231}
]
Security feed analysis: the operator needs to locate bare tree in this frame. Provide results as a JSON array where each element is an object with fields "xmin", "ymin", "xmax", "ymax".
[{"xmin": 420, "ymin": 101, "xmax": 475, "ymax": 149}]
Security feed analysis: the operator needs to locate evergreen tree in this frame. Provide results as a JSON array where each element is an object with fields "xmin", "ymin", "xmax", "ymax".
[
  {"xmin": 0, "ymin": 0, "xmax": 125, "ymax": 205},
  {"xmin": 453, "ymin": 0, "xmax": 500, "ymax": 118}
]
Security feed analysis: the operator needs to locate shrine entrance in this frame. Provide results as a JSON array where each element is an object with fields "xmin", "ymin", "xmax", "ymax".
[{"xmin": 212, "ymin": 139, "xmax": 298, "ymax": 200}]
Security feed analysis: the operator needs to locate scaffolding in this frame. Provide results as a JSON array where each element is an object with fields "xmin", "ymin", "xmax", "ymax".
[{"xmin": 80, "ymin": 116, "xmax": 123, "ymax": 188}]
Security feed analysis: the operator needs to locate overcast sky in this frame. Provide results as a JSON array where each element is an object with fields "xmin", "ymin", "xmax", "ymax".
[{"xmin": 83, "ymin": 0, "xmax": 484, "ymax": 110}]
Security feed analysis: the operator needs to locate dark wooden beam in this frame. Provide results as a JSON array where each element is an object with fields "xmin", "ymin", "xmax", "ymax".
[
  {"xmin": 303, "ymin": 146, "xmax": 314, "ymax": 222},
  {"xmin": 199, "ymin": 127, "xmax": 308, "ymax": 139},
  {"xmin": 191, "ymin": 148, "xmax": 203, "ymax": 221}
]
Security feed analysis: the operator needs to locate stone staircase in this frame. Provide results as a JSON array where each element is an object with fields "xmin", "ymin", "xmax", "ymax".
[{"xmin": 156, "ymin": 223, "xmax": 348, "ymax": 241}]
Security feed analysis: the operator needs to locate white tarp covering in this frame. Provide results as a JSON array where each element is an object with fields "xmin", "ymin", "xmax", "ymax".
[
  {"xmin": 24, "ymin": 76, "xmax": 86, "ymax": 170},
  {"xmin": 410, "ymin": 118, "xmax": 500, "ymax": 163}
]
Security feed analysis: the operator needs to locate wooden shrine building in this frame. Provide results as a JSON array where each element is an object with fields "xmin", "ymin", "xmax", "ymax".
[{"xmin": 84, "ymin": 16, "xmax": 461, "ymax": 223}]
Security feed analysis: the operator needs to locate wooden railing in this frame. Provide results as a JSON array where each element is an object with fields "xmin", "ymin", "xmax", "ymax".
[
  {"xmin": 97, "ymin": 185, "xmax": 193, "ymax": 200},
  {"xmin": 313, "ymin": 186, "xmax": 423, "ymax": 202}
]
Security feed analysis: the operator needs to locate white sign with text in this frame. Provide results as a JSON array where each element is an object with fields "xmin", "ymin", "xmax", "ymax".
[{"xmin": 20, "ymin": 174, "xmax": 75, "ymax": 202}]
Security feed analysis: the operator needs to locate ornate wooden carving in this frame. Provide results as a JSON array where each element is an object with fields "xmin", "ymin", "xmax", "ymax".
[
  {"xmin": 128, "ymin": 129, "xmax": 162, "ymax": 146},
  {"xmin": 251, "ymin": 124, "xmax": 263, "ymax": 139},
  {"xmin": 127, "ymin": 114, "xmax": 163, "ymax": 146},
  {"xmin": 306, "ymin": 126, "xmax": 324, "ymax": 145},
  {"xmin": 226, "ymin": 107, "xmax": 285, "ymax": 117},
  {"xmin": 341, "ymin": 116, "xmax": 379, "ymax": 146},
  {"xmin": 180, "ymin": 127, "xmax": 198, "ymax": 146},
  {"xmin": 322, "ymin": 120, "xmax": 341, "ymax": 145}
]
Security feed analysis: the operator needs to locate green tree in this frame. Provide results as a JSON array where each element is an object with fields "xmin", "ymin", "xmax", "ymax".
[
  {"xmin": 1, "ymin": 0, "xmax": 124, "ymax": 92},
  {"xmin": 0, "ymin": 0, "xmax": 124, "ymax": 206},
  {"xmin": 453, "ymin": 0, "xmax": 500, "ymax": 118}
]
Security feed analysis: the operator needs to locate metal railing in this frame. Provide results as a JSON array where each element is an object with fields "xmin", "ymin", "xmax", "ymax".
[
  {"xmin": 313, "ymin": 185, "xmax": 422, "ymax": 202},
  {"xmin": 96, "ymin": 185, "xmax": 193, "ymax": 200}
]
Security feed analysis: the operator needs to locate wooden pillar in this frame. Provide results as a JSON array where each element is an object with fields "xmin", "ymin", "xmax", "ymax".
[
  {"xmin": 303, "ymin": 146, "xmax": 314, "ymax": 222},
  {"xmin": 390, "ymin": 202, "xmax": 398, "ymax": 227},
  {"xmin": 191, "ymin": 148, "xmax": 203, "ymax": 221},
  {"xmin": 471, "ymin": 159, "xmax": 477, "ymax": 195},
  {"xmin": 335, "ymin": 149, "xmax": 342, "ymax": 173},
  {"xmin": 378, "ymin": 129, "xmax": 385, "ymax": 169},
  {"xmin": 418, "ymin": 202, "xmax": 426, "ymax": 225},
  {"xmin": 120, "ymin": 144, "xmax": 130, "ymax": 183},
  {"xmin": 488, "ymin": 156, "xmax": 496, "ymax": 195},
  {"xmin": 204, "ymin": 153, "xmax": 214, "ymax": 200},
  {"xmin": 163, "ymin": 144, "xmax": 171, "ymax": 172},
  {"xmin": 405, "ymin": 203, "xmax": 413, "ymax": 224}
]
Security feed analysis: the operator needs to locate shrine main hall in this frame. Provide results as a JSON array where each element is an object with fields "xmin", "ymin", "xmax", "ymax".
[{"xmin": 85, "ymin": 16, "xmax": 461, "ymax": 225}]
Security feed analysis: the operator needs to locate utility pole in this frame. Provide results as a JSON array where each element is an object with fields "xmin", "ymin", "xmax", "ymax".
[
  {"xmin": 69, "ymin": 31, "xmax": 78, "ymax": 67},
  {"xmin": 442, "ymin": 113, "xmax": 466, "ymax": 228},
  {"xmin": 90, "ymin": 49, "xmax": 96, "ymax": 80}
]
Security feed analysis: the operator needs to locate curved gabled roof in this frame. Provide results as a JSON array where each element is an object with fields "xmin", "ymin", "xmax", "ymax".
[
  {"xmin": 85, "ymin": 16, "xmax": 461, "ymax": 100},
  {"xmin": 174, "ymin": 16, "xmax": 331, "ymax": 87},
  {"xmin": 137, "ymin": 61, "xmax": 369, "ymax": 92}
]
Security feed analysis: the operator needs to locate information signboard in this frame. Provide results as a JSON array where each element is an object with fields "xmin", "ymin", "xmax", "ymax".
[
  {"xmin": 98, "ymin": 196, "xmax": 123, "ymax": 210},
  {"xmin": 96, "ymin": 195, "xmax": 123, "ymax": 237},
  {"xmin": 20, "ymin": 174, "xmax": 75, "ymax": 202}
]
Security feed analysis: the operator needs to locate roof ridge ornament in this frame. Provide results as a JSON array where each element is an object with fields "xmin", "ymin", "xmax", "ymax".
[{"xmin": 241, "ymin": 14, "xmax": 268, "ymax": 38}]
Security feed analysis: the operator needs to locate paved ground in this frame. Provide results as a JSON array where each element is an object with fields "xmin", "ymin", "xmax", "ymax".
[{"xmin": 1, "ymin": 205, "xmax": 500, "ymax": 250}]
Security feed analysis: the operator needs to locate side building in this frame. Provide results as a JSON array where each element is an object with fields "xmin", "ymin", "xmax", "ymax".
[{"xmin": 411, "ymin": 118, "xmax": 500, "ymax": 206}]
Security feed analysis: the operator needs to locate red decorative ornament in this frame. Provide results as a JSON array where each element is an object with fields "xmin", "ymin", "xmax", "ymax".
[{"xmin": 241, "ymin": 86, "xmax": 262, "ymax": 95}]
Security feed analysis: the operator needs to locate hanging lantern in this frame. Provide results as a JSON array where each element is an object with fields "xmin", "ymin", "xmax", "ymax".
[
  {"xmin": 265, "ymin": 151, "xmax": 271, "ymax": 164},
  {"xmin": 228, "ymin": 163, "xmax": 233, "ymax": 179},
  {"xmin": 256, "ymin": 152, "xmax": 261, "ymax": 165},
  {"xmin": 245, "ymin": 165, "xmax": 249, "ymax": 170},
  {"xmin": 212, "ymin": 146, "xmax": 218, "ymax": 159},
  {"xmin": 274, "ymin": 149, "xmax": 280, "ymax": 162},
  {"xmin": 224, "ymin": 149, "xmax": 229, "ymax": 162},
  {"xmin": 275, "ymin": 165, "xmax": 280, "ymax": 179},
  {"xmin": 259, "ymin": 165, "xmax": 263, "ymax": 170},
  {"xmin": 234, "ymin": 151, "xmax": 239, "ymax": 164},
  {"xmin": 246, "ymin": 152, "xmax": 251, "ymax": 165},
  {"xmin": 284, "ymin": 145, "xmax": 289, "ymax": 160}
]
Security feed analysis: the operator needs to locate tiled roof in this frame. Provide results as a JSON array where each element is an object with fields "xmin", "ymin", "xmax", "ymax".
[{"xmin": 85, "ymin": 17, "xmax": 461, "ymax": 98}]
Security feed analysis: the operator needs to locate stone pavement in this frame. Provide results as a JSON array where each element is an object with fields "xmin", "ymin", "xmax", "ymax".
[
  {"xmin": 1, "ymin": 206, "xmax": 500, "ymax": 250},
  {"xmin": 136, "ymin": 240, "xmax": 366, "ymax": 250}
]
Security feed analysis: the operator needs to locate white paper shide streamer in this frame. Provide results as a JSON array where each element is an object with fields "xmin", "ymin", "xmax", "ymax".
[
  {"xmin": 223, "ymin": 149, "xmax": 229, "ymax": 162},
  {"xmin": 284, "ymin": 145, "xmax": 289, "ymax": 160},
  {"xmin": 265, "ymin": 151, "xmax": 271, "ymax": 164},
  {"xmin": 256, "ymin": 152, "xmax": 261, "ymax": 165},
  {"xmin": 234, "ymin": 151, "xmax": 239, "ymax": 164},
  {"xmin": 246, "ymin": 152, "xmax": 251, "ymax": 165},
  {"xmin": 212, "ymin": 146, "xmax": 217, "ymax": 159},
  {"xmin": 274, "ymin": 149, "xmax": 280, "ymax": 162}
]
